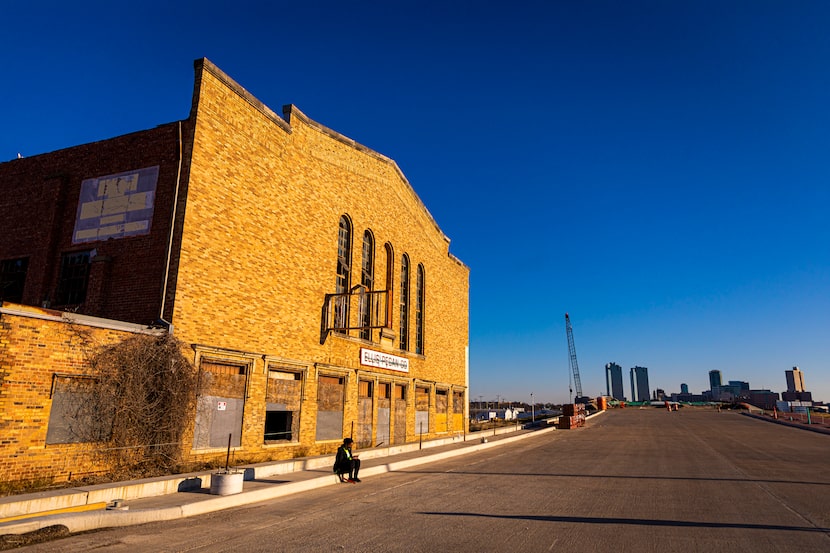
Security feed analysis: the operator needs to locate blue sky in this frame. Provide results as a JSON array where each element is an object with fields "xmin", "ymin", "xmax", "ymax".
[{"xmin": 3, "ymin": 1, "xmax": 828, "ymax": 404}]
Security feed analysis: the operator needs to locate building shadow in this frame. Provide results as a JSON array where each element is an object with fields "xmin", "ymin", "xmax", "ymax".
[
  {"xmin": 418, "ymin": 512, "xmax": 830, "ymax": 533},
  {"xmin": 397, "ymin": 469, "xmax": 829, "ymax": 488}
]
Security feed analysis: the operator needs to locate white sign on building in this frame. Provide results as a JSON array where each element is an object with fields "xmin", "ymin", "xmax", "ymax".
[{"xmin": 360, "ymin": 348, "xmax": 409, "ymax": 373}]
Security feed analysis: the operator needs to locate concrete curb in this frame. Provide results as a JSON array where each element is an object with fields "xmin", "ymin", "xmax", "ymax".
[
  {"xmin": 741, "ymin": 412, "xmax": 830, "ymax": 435},
  {"xmin": 1, "ymin": 426, "xmax": 557, "ymax": 535}
]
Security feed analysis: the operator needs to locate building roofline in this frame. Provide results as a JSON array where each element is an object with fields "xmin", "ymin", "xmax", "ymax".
[
  {"xmin": 193, "ymin": 58, "xmax": 466, "ymax": 270},
  {"xmin": 0, "ymin": 302, "xmax": 165, "ymax": 335}
]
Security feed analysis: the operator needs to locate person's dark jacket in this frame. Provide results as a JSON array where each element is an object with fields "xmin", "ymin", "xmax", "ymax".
[{"xmin": 334, "ymin": 445, "xmax": 354, "ymax": 474}]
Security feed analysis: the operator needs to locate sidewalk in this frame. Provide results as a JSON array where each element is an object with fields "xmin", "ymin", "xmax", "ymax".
[{"xmin": 0, "ymin": 421, "xmax": 562, "ymax": 537}]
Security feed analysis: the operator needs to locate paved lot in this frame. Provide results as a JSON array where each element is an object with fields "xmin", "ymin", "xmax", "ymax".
[{"xmin": 12, "ymin": 408, "xmax": 830, "ymax": 552}]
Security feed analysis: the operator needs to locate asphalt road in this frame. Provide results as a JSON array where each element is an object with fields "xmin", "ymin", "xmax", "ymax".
[{"xmin": 17, "ymin": 408, "xmax": 830, "ymax": 552}]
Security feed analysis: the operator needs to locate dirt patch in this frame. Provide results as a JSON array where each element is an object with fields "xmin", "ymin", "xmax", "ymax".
[{"xmin": 0, "ymin": 525, "xmax": 70, "ymax": 550}]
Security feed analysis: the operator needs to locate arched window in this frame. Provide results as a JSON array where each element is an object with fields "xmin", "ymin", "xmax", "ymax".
[
  {"xmin": 384, "ymin": 243, "xmax": 394, "ymax": 329},
  {"xmin": 359, "ymin": 230, "xmax": 374, "ymax": 340},
  {"xmin": 334, "ymin": 215, "xmax": 352, "ymax": 333},
  {"xmin": 415, "ymin": 264, "xmax": 425, "ymax": 354},
  {"xmin": 399, "ymin": 254, "xmax": 410, "ymax": 350}
]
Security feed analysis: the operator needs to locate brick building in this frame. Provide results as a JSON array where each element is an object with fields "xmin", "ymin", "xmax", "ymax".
[
  {"xmin": 0, "ymin": 303, "xmax": 165, "ymax": 482},
  {"xmin": 0, "ymin": 58, "xmax": 469, "ymax": 481}
]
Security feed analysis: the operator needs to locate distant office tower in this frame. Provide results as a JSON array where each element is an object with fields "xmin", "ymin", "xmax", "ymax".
[
  {"xmin": 709, "ymin": 370, "xmax": 723, "ymax": 391},
  {"xmin": 630, "ymin": 366, "xmax": 650, "ymax": 402},
  {"xmin": 728, "ymin": 380, "xmax": 749, "ymax": 392},
  {"xmin": 605, "ymin": 362, "xmax": 624, "ymax": 400},
  {"xmin": 785, "ymin": 367, "xmax": 805, "ymax": 392},
  {"xmin": 681, "ymin": 383, "xmax": 689, "ymax": 394}
]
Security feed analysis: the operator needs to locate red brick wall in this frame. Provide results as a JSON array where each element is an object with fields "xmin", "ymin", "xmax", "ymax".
[{"xmin": 0, "ymin": 124, "xmax": 185, "ymax": 325}]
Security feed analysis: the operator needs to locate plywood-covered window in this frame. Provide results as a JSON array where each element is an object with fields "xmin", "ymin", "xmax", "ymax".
[
  {"xmin": 453, "ymin": 390, "xmax": 465, "ymax": 413},
  {"xmin": 394, "ymin": 383, "xmax": 407, "ymax": 444},
  {"xmin": 316, "ymin": 375, "xmax": 345, "ymax": 441},
  {"xmin": 193, "ymin": 360, "xmax": 248, "ymax": 449},
  {"xmin": 46, "ymin": 374, "xmax": 107, "ymax": 444},
  {"xmin": 265, "ymin": 369, "xmax": 302, "ymax": 443},
  {"xmin": 357, "ymin": 379, "xmax": 374, "ymax": 447},
  {"xmin": 435, "ymin": 389, "xmax": 448, "ymax": 433},
  {"xmin": 415, "ymin": 385, "xmax": 429, "ymax": 435},
  {"xmin": 453, "ymin": 390, "xmax": 466, "ymax": 432}
]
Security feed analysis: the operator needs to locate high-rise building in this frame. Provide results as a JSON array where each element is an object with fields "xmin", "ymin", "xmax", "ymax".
[
  {"xmin": 785, "ymin": 367, "xmax": 805, "ymax": 392},
  {"xmin": 709, "ymin": 370, "xmax": 722, "ymax": 391},
  {"xmin": 680, "ymin": 383, "xmax": 689, "ymax": 394},
  {"xmin": 605, "ymin": 362, "xmax": 624, "ymax": 400},
  {"xmin": 630, "ymin": 366, "xmax": 650, "ymax": 403}
]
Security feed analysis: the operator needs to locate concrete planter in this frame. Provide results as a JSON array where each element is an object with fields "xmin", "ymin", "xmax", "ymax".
[{"xmin": 209, "ymin": 471, "xmax": 244, "ymax": 496}]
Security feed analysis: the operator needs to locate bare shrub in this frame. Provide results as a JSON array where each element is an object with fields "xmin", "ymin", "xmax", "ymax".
[{"xmin": 72, "ymin": 333, "xmax": 200, "ymax": 474}]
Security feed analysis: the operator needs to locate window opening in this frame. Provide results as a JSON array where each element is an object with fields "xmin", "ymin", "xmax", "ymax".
[
  {"xmin": 359, "ymin": 230, "xmax": 374, "ymax": 340},
  {"xmin": 415, "ymin": 264, "xmax": 425, "ymax": 354},
  {"xmin": 55, "ymin": 251, "xmax": 91, "ymax": 305},
  {"xmin": 334, "ymin": 216, "xmax": 352, "ymax": 334},
  {"xmin": 399, "ymin": 254, "xmax": 410, "ymax": 350},
  {"xmin": 265, "ymin": 369, "xmax": 302, "ymax": 443},
  {"xmin": 0, "ymin": 257, "xmax": 29, "ymax": 303},
  {"xmin": 384, "ymin": 243, "xmax": 394, "ymax": 329}
]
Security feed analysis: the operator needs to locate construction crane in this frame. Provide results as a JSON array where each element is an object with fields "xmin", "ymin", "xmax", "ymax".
[{"xmin": 565, "ymin": 313, "xmax": 587, "ymax": 404}]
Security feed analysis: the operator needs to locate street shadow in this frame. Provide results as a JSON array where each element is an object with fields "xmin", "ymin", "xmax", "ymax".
[
  {"xmin": 418, "ymin": 512, "xmax": 830, "ymax": 533},
  {"xmin": 395, "ymin": 469, "xmax": 830, "ymax": 487}
]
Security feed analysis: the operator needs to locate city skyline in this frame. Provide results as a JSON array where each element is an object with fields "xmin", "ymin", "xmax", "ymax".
[{"xmin": 2, "ymin": 2, "xmax": 828, "ymax": 403}]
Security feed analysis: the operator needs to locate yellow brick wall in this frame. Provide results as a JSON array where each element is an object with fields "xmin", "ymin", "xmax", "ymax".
[
  {"xmin": 171, "ymin": 59, "xmax": 469, "ymax": 459},
  {"xmin": 0, "ymin": 305, "xmax": 147, "ymax": 483}
]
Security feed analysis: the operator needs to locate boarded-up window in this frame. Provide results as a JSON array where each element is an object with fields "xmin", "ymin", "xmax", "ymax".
[
  {"xmin": 415, "ymin": 386, "xmax": 429, "ymax": 435},
  {"xmin": 393, "ymin": 383, "xmax": 407, "ymax": 444},
  {"xmin": 46, "ymin": 375, "xmax": 109, "ymax": 444},
  {"xmin": 357, "ymin": 380, "xmax": 373, "ymax": 447},
  {"xmin": 316, "ymin": 375, "xmax": 344, "ymax": 441},
  {"xmin": 265, "ymin": 369, "xmax": 302, "ymax": 443},
  {"xmin": 377, "ymin": 382, "xmax": 391, "ymax": 447},
  {"xmin": 415, "ymin": 387, "xmax": 430, "ymax": 410},
  {"xmin": 435, "ymin": 389, "xmax": 448, "ymax": 433},
  {"xmin": 453, "ymin": 391, "xmax": 465, "ymax": 412},
  {"xmin": 453, "ymin": 390, "xmax": 465, "ymax": 431},
  {"xmin": 193, "ymin": 361, "xmax": 247, "ymax": 449}
]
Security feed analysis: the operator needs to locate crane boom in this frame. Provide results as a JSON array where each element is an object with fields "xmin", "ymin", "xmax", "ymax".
[{"xmin": 565, "ymin": 313, "xmax": 584, "ymax": 402}]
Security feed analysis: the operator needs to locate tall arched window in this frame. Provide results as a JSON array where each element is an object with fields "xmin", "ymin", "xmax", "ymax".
[
  {"xmin": 399, "ymin": 254, "xmax": 410, "ymax": 350},
  {"xmin": 415, "ymin": 264, "xmax": 425, "ymax": 354},
  {"xmin": 334, "ymin": 215, "xmax": 352, "ymax": 333},
  {"xmin": 384, "ymin": 243, "xmax": 394, "ymax": 329},
  {"xmin": 359, "ymin": 230, "xmax": 374, "ymax": 340}
]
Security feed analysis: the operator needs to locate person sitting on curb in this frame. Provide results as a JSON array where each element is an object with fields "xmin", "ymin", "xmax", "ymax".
[{"xmin": 334, "ymin": 437, "xmax": 361, "ymax": 483}]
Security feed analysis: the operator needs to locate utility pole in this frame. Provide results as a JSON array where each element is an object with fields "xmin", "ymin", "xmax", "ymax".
[{"xmin": 531, "ymin": 392, "xmax": 535, "ymax": 422}]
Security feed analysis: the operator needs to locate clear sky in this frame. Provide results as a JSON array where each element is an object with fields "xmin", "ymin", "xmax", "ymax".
[{"xmin": 3, "ymin": 1, "xmax": 828, "ymax": 404}]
